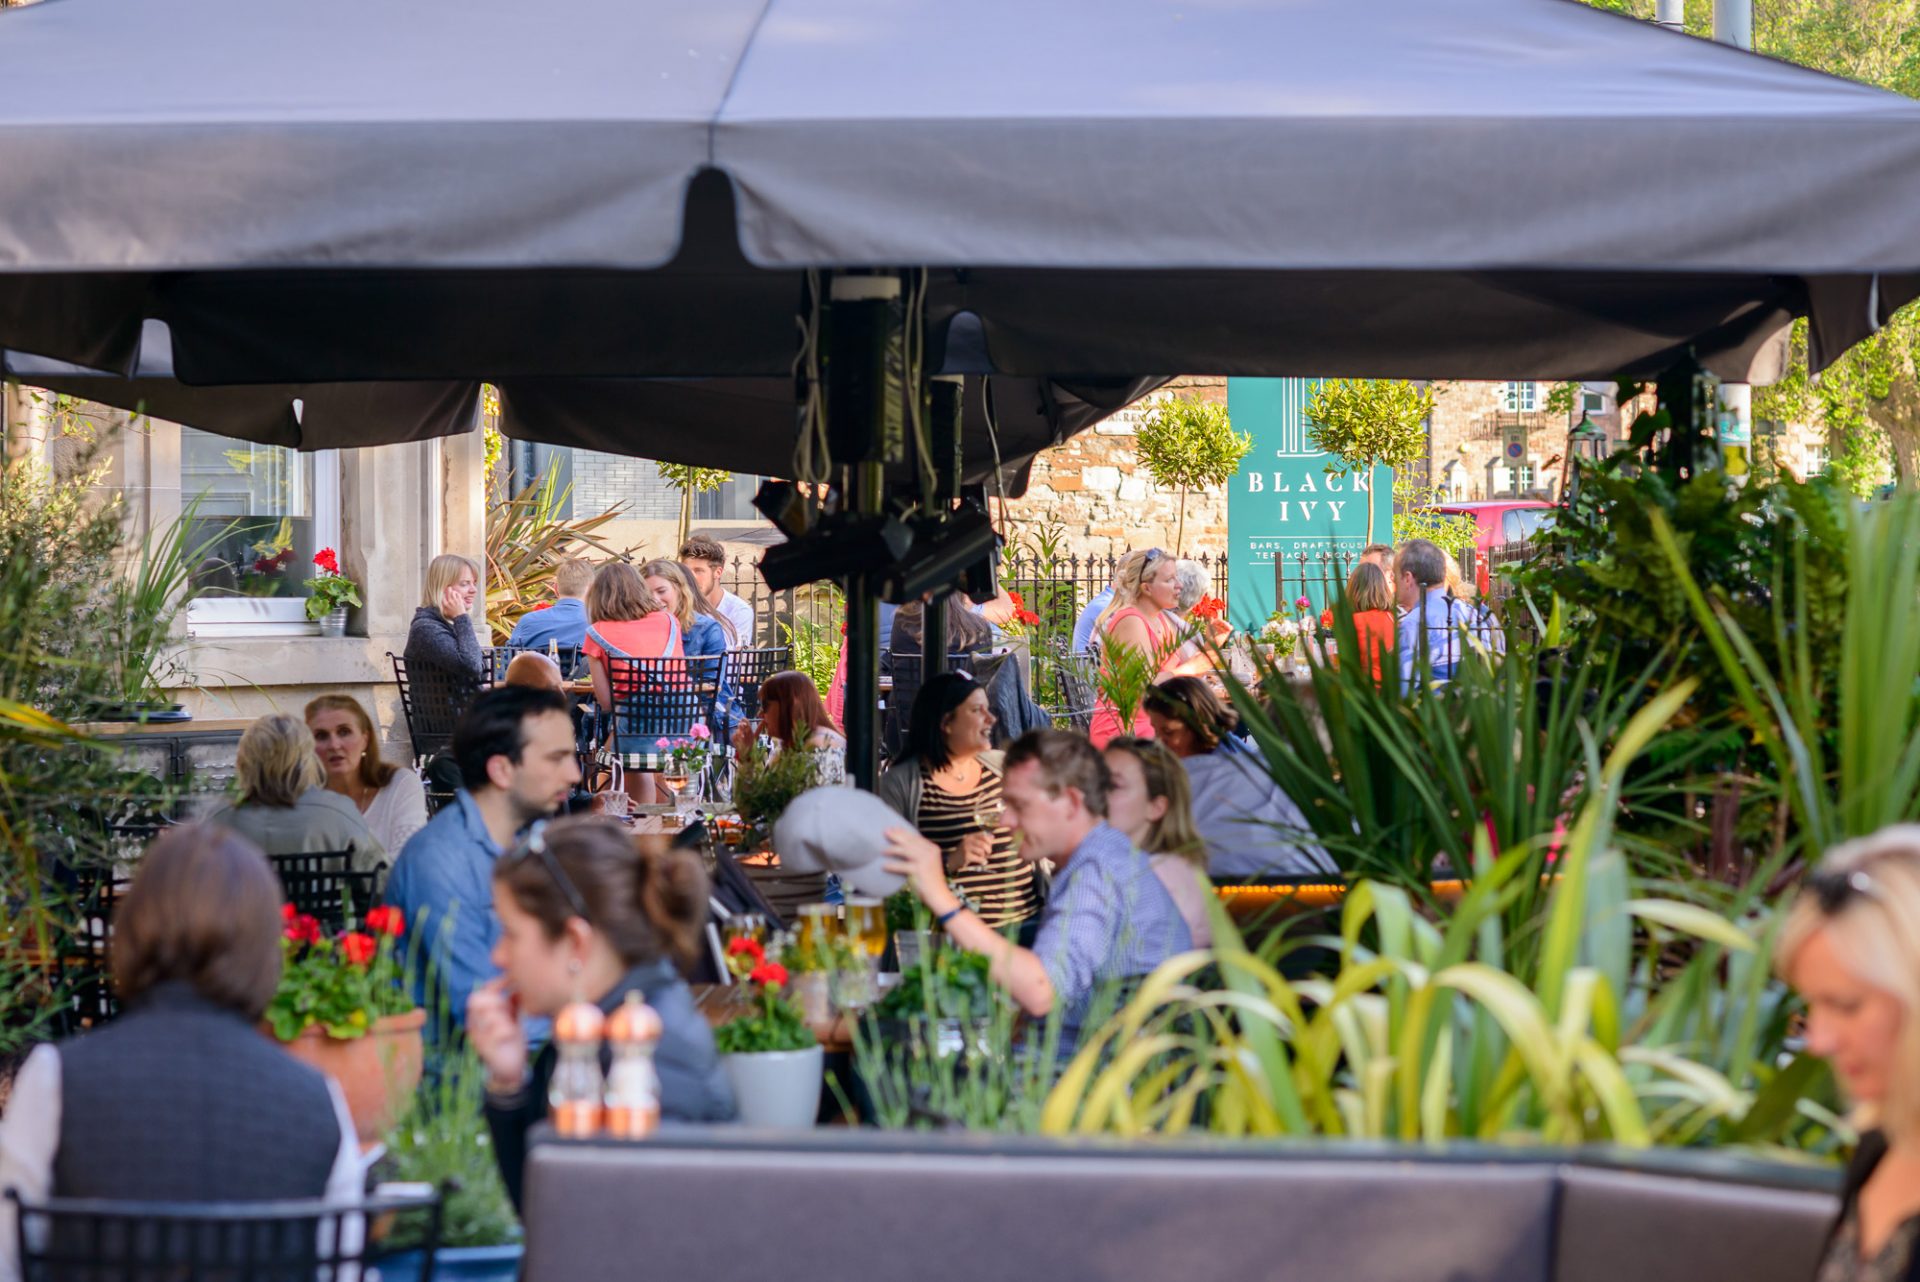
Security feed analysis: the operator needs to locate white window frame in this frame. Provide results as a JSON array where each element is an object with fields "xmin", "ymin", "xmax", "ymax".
[
  {"xmin": 1806, "ymin": 442, "xmax": 1831, "ymax": 476},
  {"xmin": 187, "ymin": 448, "xmax": 342, "ymax": 638},
  {"xmin": 1499, "ymin": 381, "xmax": 1540, "ymax": 414}
]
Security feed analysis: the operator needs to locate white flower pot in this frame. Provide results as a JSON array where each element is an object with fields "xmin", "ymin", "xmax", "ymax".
[{"xmin": 721, "ymin": 1045, "xmax": 823, "ymax": 1129}]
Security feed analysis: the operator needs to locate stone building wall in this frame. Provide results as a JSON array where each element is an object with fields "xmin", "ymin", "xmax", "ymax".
[{"xmin": 1003, "ymin": 377, "xmax": 1231, "ymax": 561}]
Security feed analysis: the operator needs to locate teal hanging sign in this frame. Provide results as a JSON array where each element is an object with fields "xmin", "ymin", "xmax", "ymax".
[{"xmin": 1225, "ymin": 377, "xmax": 1391, "ymax": 627}]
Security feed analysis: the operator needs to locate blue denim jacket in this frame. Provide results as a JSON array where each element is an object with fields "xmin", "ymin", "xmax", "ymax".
[{"xmin": 383, "ymin": 790, "xmax": 503, "ymax": 1028}]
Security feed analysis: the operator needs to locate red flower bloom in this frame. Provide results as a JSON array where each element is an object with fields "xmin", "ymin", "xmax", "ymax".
[
  {"xmin": 1320, "ymin": 608, "xmax": 1335, "ymax": 629},
  {"xmin": 749, "ymin": 961, "xmax": 789, "ymax": 990},
  {"xmin": 1190, "ymin": 595, "xmax": 1227, "ymax": 620},
  {"xmin": 282, "ymin": 912, "xmax": 322, "ymax": 945},
  {"xmin": 726, "ymin": 936, "xmax": 766, "ymax": 963},
  {"xmin": 1014, "ymin": 607, "xmax": 1042, "ymax": 626},
  {"xmin": 312, "ymin": 547, "xmax": 340, "ymax": 575},
  {"xmin": 365, "ymin": 906, "xmax": 405, "ymax": 938},
  {"xmin": 340, "ymin": 932, "xmax": 377, "ymax": 966}
]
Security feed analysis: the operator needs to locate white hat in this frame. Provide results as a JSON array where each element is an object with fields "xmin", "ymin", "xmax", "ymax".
[{"xmin": 772, "ymin": 787, "xmax": 908, "ymax": 900}]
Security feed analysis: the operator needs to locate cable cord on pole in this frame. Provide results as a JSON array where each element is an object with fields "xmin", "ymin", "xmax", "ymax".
[{"xmin": 791, "ymin": 269, "xmax": 831, "ymax": 495}]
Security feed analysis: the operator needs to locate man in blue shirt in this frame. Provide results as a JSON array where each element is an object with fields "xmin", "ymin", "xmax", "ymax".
[
  {"xmin": 384, "ymin": 685, "xmax": 581, "ymax": 1027},
  {"xmin": 882, "ymin": 728, "xmax": 1190, "ymax": 1048},
  {"xmin": 1394, "ymin": 538, "xmax": 1468, "ymax": 690},
  {"xmin": 505, "ymin": 558, "xmax": 593, "ymax": 655}
]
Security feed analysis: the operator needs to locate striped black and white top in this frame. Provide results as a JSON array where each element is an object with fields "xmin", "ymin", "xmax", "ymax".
[{"xmin": 919, "ymin": 773, "xmax": 1040, "ymax": 928}]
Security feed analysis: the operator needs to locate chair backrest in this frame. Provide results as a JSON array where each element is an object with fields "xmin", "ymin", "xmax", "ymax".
[
  {"xmin": 725, "ymin": 646, "xmax": 795, "ymax": 724},
  {"xmin": 882, "ymin": 652, "xmax": 977, "ymax": 760},
  {"xmin": 389, "ymin": 653, "xmax": 481, "ymax": 766},
  {"xmin": 484, "ymin": 644, "xmax": 583, "ymax": 685},
  {"xmin": 603, "ymin": 655, "xmax": 725, "ymax": 743},
  {"xmin": 1051, "ymin": 648, "xmax": 1101, "ymax": 733},
  {"xmin": 8, "ymin": 1188, "xmax": 442, "ymax": 1282},
  {"xmin": 268, "ymin": 850, "xmax": 386, "ymax": 932}
]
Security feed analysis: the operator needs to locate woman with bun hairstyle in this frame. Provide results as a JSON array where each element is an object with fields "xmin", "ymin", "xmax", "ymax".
[{"xmin": 467, "ymin": 817, "xmax": 734, "ymax": 1210}]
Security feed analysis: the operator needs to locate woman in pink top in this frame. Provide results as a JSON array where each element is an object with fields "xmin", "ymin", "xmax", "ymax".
[
  {"xmin": 1088, "ymin": 547, "xmax": 1211, "ymax": 747},
  {"xmin": 581, "ymin": 561, "xmax": 683, "ymax": 804},
  {"xmin": 1103, "ymin": 736, "xmax": 1212, "ymax": 948}
]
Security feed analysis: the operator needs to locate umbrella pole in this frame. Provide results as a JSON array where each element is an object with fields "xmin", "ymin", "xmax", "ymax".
[{"xmin": 923, "ymin": 377, "xmax": 963, "ymax": 683}]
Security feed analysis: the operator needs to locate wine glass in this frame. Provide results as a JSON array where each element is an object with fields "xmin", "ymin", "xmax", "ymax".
[{"xmin": 661, "ymin": 766, "xmax": 692, "ymax": 823}]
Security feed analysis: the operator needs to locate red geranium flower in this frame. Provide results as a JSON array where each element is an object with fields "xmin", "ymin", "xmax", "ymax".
[
  {"xmin": 282, "ymin": 912, "xmax": 322, "ymax": 945},
  {"xmin": 749, "ymin": 961, "xmax": 789, "ymax": 990},
  {"xmin": 1190, "ymin": 595, "xmax": 1226, "ymax": 620},
  {"xmin": 365, "ymin": 906, "xmax": 405, "ymax": 938},
  {"xmin": 1320, "ymin": 608, "xmax": 1335, "ymax": 629},
  {"xmin": 312, "ymin": 547, "xmax": 340, "ymax": 575},
  {"xmin": 340, "ymin": 931, "xmax": 377, "ymax": 966},
  {"xmin": 726, "ymin": 936, "xmax": 766, "ymax": 963}
]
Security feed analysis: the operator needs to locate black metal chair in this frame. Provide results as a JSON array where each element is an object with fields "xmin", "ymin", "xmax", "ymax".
[
  {"xmin": 725, "ymin": 645, "xmax": 793, "ymax": 725},
  {"xmin": 389, "ymin": 653, "xmax": 481, "ymax": 767},
  {"xmin": 268, "ymin": 851, "xmax": 386, "ymax": 932},
  {"xmin": 602, "ymin": 654, "xmax": 725, "ymax": 771},
  {"xmin": 1050, "ymin": 647, "xmax": 1102, "ymax": 734},
  {"xmin": 881, "ymin": 652, "xmax": 977, "ymax": 761},
  {"xmin": 8, "ymin": 1187, "xmax": 443, "ymax": 1282},
  {"xmin": 484, "ymin": 643, "xmax": 583, "ymax": 684}
]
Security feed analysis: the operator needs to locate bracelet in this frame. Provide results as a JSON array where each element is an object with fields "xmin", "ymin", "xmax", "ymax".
[{"xmin": 935, "ymin": 905, "xmax": 966, "ymax": 929}]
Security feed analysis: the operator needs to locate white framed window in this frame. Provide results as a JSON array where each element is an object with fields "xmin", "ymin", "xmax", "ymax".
[
  {"xmin": 1442, "ymin": 460, "xmax": 1470, "ymax": 501},
  {"xmin": 182, "ymin": 428, "xmax": 342, "ymax": 637},
  {"xmin": 1582, "ymin": 390, "xmax": 1608, "ymax": 415},
  {"xmin": 1499, "ymin": 382, "xmax": 1540, "ymax": 413},
  {"xmin": 1806, "ymin": 442, "xmax": 1831, "ymax": 476}
]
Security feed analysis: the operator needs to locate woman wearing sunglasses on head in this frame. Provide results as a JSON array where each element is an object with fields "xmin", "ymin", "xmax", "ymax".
[
  {"xmin": 1088, "ymin": 547, "xmax": 1216, "ymax": 748},
  {"xmin": 467, "ymin": 817, "xmax": 735, "ymax": 1212},
  {"xmin": 1779, "ymin": 827, "xmax": 1920, "ymax": 1282}
]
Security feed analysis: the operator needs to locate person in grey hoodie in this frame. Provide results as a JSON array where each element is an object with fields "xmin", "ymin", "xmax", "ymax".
[{"xmin": 1143, "ymin": 677, "xmax": 1334, "ymax": 881}]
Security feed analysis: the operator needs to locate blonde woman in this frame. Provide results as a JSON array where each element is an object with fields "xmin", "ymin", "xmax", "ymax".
[
  {"xmin": 1778, "ymin": 828, "xmax": 1920, "ymax": 1282},
  {"xmin": 1088, "ymin": 548, "xmax": 1213, "ymax": 747},
  {"xmin": 206, "ymin": 713, "xmax": 385, "ymax": 870},
  {"xmin": 642, "ymin": 558, "xmax": 742, "ymax": 735},
  {"xmin": 1103, "ymin": 736, "xmax": 1212, "ymax": 948},
  {"xmin": 305, "ymin": 694, "xmax": 428, "ymax": 853},
  {"xmin": 405, "ymin": 552, "xmax": 484, "ymax": 684}
]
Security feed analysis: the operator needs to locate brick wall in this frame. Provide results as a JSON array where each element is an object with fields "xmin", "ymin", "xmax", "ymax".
[
  {"xmin": 570, "ymin": 451, "xmax": 681, "ymax": 520},
  {"xmin": 1004, "ymin": 377, "xmax": 1231, "ymax": 560}
]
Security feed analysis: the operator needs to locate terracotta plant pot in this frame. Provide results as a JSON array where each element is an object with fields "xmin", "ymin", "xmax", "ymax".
[{"xmin": 278, "ymin": 1007, "xmax": 427, "ymax": 1144}]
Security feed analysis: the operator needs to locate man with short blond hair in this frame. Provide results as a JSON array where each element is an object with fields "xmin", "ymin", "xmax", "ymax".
[
  {"xmin": 679, "ymin": 533, "xmax": 754, "ymax": 645},
  {"xmin": 505, "ymin": 558, "xmax": 593, "ymax": 653}
]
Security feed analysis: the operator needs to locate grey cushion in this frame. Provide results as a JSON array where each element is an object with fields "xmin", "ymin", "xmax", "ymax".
[{"xmin": 1554, "ymin": 1165, "xmax": 1835, "ymax": 1282}]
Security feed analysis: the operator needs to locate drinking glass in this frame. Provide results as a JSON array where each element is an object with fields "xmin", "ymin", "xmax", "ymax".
[
  {"xmin": 893, "ymin": 929, "xmax": 940, "ymax": 974},
  {"xmin": 795, "ymin": 903, "xmax": 836, "ymax": 954},
  {"xmin": 722, "ymin": 912, "xmax": 767, "ymax": 953},
  {"xmin": 829, "ymin": 965, "xmax": 878, "ymax": 1014},
  {"xmin": 661, "ymin": 767, "xmax": 692, "ymax": 822},
  {"xmin": 596, "ymin": 790, "xmax": 631, "ymax": 820},
  {"xmin": 842, "ymin": 897, "xmax": 887, "ymax": 963}
]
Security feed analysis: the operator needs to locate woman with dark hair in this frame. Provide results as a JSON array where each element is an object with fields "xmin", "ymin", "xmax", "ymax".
[
  {"xmin": 734, "ymin": 670, "xmax": 846, "ymax": 785},
  {"xmin": 1143, "ymin": 676, "xmax": 1333, "ymax": 881},
  {"xmin": 0, "ymin": 826, "xmax": 360, "ymax": 1279},
  {"xmin": 467, "ymin": 817, "xmax": 734, "ymax": 1212},
  {"xmin": 875, "ymin": 672, "xmax": 1040, "ymax": 930}
]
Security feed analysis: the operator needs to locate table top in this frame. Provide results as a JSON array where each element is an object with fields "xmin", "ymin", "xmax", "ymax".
[{"xmin": 691, "ymin": 982, "xmax": 855, "ymax": 1053}]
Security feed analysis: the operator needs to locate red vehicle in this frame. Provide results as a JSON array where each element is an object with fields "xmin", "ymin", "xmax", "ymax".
[{"xmin": 1431, "ymin": 500, "xmax": 1554, "ymax": 594}]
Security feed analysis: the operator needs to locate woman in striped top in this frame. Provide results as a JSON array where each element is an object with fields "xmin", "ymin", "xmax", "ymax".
[{"xmin": 876, "ymin": 672, "xmax": 1041, "ymax": 931}]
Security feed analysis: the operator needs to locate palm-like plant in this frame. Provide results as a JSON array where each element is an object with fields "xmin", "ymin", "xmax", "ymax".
[
  {"xmin": 1042, "ymin": 687, "xmax": 1836, "ymax": 1153},
  {"xmin": 484, "ymin": 463, "xmax": 639, "ymax": 645}
]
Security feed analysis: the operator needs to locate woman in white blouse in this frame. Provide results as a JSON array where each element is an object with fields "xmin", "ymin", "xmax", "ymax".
[{"xmin": 305, "ymin": 695, "xmax": 429, "ymax": 855}]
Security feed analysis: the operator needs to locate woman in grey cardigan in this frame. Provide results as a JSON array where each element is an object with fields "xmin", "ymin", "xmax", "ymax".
[
  {"xmin": 875, "ymin": 672, "xmax": 1039, "ymax": 932},
  {"xmin": 206, "ymin": 714, "xmax": 385, "ymax": 871},
  {"xmin": 404, "ymin": 553, "xmax": 484, "ymax": 685}
]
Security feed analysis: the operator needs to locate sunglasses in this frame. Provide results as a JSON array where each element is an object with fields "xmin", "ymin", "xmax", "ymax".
[
  {"xmin": 1142, "ymin": 548, "xmax": 1166, "ymax": 568},
  {"xmin": 505, "ymin": 819, "xmax": 592, "ymax": 923},
  {"xmin": 1807, "ymin": 867, "xmax": 1882, "ymax": 914}
]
